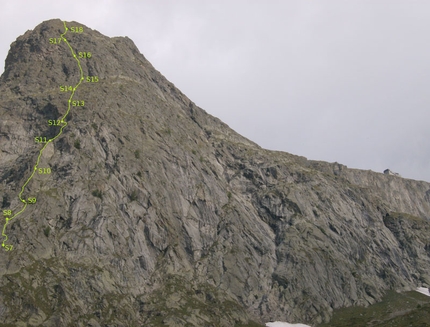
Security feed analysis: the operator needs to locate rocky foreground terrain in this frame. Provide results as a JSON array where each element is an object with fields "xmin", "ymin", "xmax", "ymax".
[{"xmin": 0, "ymin": 19, "xmax": 430, "ymax": 326}]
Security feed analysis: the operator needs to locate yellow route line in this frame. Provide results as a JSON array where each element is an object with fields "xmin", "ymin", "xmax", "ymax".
[{"xmin": 1, "ymin": 21, "xmax": 84, "ymax": 249}]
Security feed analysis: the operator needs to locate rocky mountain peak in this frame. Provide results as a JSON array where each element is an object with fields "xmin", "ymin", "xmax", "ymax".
[{"xmin": 0, "ymin": 19, "xmax": 430, "ymax": 326}]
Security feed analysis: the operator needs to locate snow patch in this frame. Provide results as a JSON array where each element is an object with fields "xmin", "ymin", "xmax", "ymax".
[
  {"xmin": 416, "ymin": 287, "xmax": 430, "ymax": 297},
  {"xmin": 266, "ymin": 322, "xmax": 312, "ymax": 327}
]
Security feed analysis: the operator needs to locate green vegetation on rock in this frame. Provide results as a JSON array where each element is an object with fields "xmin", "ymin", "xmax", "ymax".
[{"xmin": 318, "ymin": 290, "xmax": 430, "ymax": 327}]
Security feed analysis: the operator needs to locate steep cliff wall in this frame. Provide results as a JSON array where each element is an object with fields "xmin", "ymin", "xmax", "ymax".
[{"xmin": 0, "ymin": 19, "xmax": 429, "ymax": 326}]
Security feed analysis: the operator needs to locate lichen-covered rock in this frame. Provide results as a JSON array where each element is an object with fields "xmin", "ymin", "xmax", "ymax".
[{"xmin": 0, "ymin": 19, "xmax": 430, "ymax": 326}]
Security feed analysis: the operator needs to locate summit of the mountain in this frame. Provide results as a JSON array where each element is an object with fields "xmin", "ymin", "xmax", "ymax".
[{"xmin": 1, "ymin": 19, "xmax": 430, "ymax": 326}]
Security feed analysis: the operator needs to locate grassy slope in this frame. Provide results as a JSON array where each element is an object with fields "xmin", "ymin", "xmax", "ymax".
[{"xmin": 318, "ymin": 290, "xmax": 430, "ymax": 327}]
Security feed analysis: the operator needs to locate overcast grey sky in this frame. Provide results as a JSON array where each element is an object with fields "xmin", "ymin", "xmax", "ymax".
[{"xmin": 1, "ymin": 0, "xmax": 430, "ymax": 182}]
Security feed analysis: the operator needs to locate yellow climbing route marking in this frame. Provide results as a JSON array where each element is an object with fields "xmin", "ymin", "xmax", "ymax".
[{"xmin": 1, "ymin": 21, "xmax": 85, "ymax": 250}]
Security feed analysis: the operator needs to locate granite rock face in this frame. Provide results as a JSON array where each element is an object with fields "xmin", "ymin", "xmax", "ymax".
[{"xmin": 0, "ymin": 19, "xmax": 430, "ymax": 326}]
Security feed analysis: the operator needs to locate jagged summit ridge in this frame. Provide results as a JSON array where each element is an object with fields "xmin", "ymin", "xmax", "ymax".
[{"xmin": 0, "ymin": 19, "xmax": 429, "ymax": 326}]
